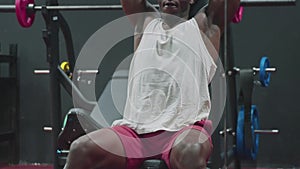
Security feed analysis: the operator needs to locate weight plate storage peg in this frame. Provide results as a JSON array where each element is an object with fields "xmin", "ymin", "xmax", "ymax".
[
  {"xmin": 15, "ymin": 0, "xmax": 35, "ymax": 28},
  {"xmin": 236, "ymin": 105, "xmax": 259, "ymax": 160},
  {"xmin": 259, "ymin": 56, "xmax": 271, "ymax": 87}
]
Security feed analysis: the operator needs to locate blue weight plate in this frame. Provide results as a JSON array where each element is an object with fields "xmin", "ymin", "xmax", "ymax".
[
  {"xmin": 236, "ymin": 105, "xmax": 259, "ymax": 160},
  {"xmin": 259, "ymin": 57, "xmax": 270, "ymax": 87}
]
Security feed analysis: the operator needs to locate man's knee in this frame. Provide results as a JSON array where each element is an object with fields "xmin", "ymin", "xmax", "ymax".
[
  {"xmin": 170, "ymin": 142, "xmax": 210, "ymax": 169},
  {"xmin": 65, "ymin": 135, "xmax": 100, "ymax": 169},
  {"xmin": 66, "ymin": 129, "xmax": 127, "ymax": 169},
  {"xmin": 170, "ymin": 129, "xmax": 212, "ymax": 169},
  {"xmin": 69, "ymin": 135, "xmax": 95, "ymax": 157}
]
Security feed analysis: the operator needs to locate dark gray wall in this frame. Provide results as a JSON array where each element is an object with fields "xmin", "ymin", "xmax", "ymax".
[
  {"xmin": 0, "ymin": 0, "xmax": 299, "ymax": 167},
  {"xmin": 0, "ymin": 0, "xmax": 128, "ymax": 163},
  {"xmin": 231, "ymin": 4, "xmax": 300, "ymax": 167}
]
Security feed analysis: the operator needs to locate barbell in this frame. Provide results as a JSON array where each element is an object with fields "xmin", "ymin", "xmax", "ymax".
[
  {"xmin": 0, "ymin": 0, "xmax": 296, "ymax": 28},
  {"xmin": 7, "ymin": 0, "xmax": 128, "ymax": 27}
]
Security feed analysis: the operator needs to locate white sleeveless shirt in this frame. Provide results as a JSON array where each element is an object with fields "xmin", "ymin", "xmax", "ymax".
[{"xmin": 112, "ymin": 18, "xmax": 217, "ymax": 134}]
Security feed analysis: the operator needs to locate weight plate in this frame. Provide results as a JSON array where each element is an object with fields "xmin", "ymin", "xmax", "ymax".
[
  {"xmin": 15, "ymin": 0, "xmax": 35, "ymax": 28},
  {"xmin": 236, "ymin": 105, "xmax": 259, "ymax": 160},
  {"xmin": 259, "ymin": 57, "xmax": 271, "ymax": 87}
]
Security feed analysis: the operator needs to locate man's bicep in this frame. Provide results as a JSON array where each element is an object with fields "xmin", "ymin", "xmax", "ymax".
[{"xmin": 134, "ymin": 15, "xmax": 156, "ymax": 51}]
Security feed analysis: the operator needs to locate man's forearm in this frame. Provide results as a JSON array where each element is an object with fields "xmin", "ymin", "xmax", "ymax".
[
  {"xmin": 207, "ymin": 0, "xmax": 241, "ymax": 31},
  {"xmin": 121, "ymin": 0, "xmax": 149, "ymax": 14}
]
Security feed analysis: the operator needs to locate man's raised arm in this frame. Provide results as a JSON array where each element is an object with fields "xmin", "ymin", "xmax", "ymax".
[
  {"xmin": 121, "ymin": 0, "xmax": 157, "ymax": 24},
  {"xmin": 206, "ymin": 0, "xmax": 241, "ymax": 33}
]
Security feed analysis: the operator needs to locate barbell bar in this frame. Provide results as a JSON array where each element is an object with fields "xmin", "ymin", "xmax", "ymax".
[
  {"xmin": 0, "ymin": 0, "xmax": 296, "ymax": 12},
  {"xmin": 0, "ymin": 4, "xmax": 124, "ymax": 13},
  {"xmin": 0, "ymin": 0, "xmax": 296, "ymax": 27},
  {"xmin": 241, "ymin": 0, "xmax": 296, "ymax": 6}
]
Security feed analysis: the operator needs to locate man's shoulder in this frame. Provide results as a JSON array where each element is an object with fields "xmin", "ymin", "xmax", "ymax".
[
  {"xmin": 193, "ymin": 12, "xmax": 209, "ymax": 31},
  {"xmin": 134, "ymin": 14, "xmax": 159, "ymax": 34}
]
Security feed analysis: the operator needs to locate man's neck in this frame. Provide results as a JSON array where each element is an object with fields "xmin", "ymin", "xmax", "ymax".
[{"xmin": 161, "ymin": 13, "xmax": 189, "ymax": 29}]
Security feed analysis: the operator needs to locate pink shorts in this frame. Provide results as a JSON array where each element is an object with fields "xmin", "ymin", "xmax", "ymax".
[{"xmin": 111, "ymin": 120, "xmax": 213, "ymax": 169}]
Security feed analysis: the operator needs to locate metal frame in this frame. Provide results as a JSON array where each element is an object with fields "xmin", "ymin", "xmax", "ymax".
[
  {"xmin": 0, "ymin": 44, "xmax": 19, "ymax": 164},
  {"xmin": 41, "ymin": 1, "xmax": 61, "ymax": 168}
]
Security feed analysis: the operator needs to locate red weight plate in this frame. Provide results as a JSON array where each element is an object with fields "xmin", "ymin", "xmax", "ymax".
[
  {"xmin": 232, "ymin": 6, "xmax": 244, "ymax": 23},
  {"xmin": 15, "ymin": 0, "xmax": 35, "ymax": 28}
]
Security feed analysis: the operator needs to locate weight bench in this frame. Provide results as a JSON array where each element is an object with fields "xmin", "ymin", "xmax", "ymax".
[{"xmin": 57, "ymin": 108, "xmax": 168, "ymax": 169}]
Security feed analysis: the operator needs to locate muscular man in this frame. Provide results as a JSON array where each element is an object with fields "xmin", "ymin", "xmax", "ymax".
[{"xmin": 64, "ymin": 0, "xmax": 240, "ymax": 169}]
